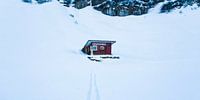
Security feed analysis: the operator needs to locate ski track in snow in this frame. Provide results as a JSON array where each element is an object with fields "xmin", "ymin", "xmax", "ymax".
[{"xmin": 87, "ymin": 72, "xmax": 101, "ymax": 100}]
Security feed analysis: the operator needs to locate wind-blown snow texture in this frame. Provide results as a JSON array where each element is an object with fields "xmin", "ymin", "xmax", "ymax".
[{"xmin": 0, "ymin": 0, "xmax": 200, "ymax": 100}]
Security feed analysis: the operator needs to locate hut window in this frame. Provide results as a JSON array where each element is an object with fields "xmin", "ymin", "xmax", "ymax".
[
  {"xmin": 90, "ymin": 46, "xmax": 97, "ymax": 51},
  {"xmin": 100, "ymin": 46, "xmax": 105, "ymax": 50}
]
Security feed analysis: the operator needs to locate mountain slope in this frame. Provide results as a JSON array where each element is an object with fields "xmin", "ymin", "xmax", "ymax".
[{"xmin": 0, "ymin": 1, "xmax": 200, "ymax": 100}]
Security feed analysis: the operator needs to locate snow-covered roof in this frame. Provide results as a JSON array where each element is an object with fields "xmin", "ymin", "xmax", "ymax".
[{"xmin": 84, "ymin": 40, "xmax": 116, "ymax": 47}]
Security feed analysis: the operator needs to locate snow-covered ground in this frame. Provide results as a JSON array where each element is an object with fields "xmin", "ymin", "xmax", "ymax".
[{"xmin": 0, "ymin": 1, "xmax": 200, "ymax": 100}]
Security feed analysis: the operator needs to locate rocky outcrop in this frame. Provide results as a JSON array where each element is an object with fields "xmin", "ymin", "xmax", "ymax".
[
  {"xmin": 94, "ymin": 0, "xmax": 152, "ymax": 16},
  {"xmin": 36, "ymin": 0, "xmax": 52, "ymax": 4},
  {"xmin": 60, "ymin": 0, "xmax": 165, "ymax": 16},
  {"xmin": 22, "ymin": 0, "xmax": 52, "ymax": 4},
  {"xmin": 22, "ymin": 0, "xmax": 200, "ymax": 16},
  {"xmin": 22, "ymin": 0, "xmax": 32, "ymax": 3},
  {"xmin": 25, "ymin": 0, "xmax": 199, "ymax": 16},
  {"xmin": 161, "ymin": 0, "xmax": 200, "ymax": 13}
]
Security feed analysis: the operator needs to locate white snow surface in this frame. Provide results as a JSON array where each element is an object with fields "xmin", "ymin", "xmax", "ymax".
[{"xmin": 0, "ymin": 1, "xmax": 200, "ymax": 100}]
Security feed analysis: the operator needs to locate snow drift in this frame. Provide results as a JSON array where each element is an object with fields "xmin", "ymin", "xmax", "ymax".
[{"xmin": 0, "ymin": 1, "xmax": 200, "ymax": 100}]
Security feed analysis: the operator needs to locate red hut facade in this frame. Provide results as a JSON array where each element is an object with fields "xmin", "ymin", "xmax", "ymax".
[{"xmin": 82, "ymin": 40, "xmax": 116, "ymax": 55}]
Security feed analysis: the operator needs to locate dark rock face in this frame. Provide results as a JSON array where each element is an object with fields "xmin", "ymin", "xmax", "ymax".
[
  {"xmin": 22, "ymin": 0, "xmax": 52, "ymax": 4},
  {"xmin": 161, "ymin": 0, "xmax": 200, "ymax": 13},
  {"xmin": 94, "ymin": 0, "xmax": 164, "ymax": 16},
  {"xmin": 36, "ymin": 0, "xmax": 52, "ymax": 4},
  {"xmin": 58, "ymin": 0, "xmax": 200, "ymax": 16},
  {"xmin": 92, "ymin": 0, "xmax": 106, "ymax": 6},
  {"xmin": 57, "ymin": 0, "xmax": 72, "ymax": 7},
  {"xmin": 72, "ymin": 0, "xmax": 90, "ymax": 9},
  {"xmin": 22, "ymin": 0, "xmax": 32, "ymax": 3},
  {"xmin": 94, "ymin": 1, "xmax": 130, "ymax": 16}
]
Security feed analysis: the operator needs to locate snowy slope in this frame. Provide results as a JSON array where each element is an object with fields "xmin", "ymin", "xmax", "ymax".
[{"xmin": 0, "ymin": 1, "xmax": 200, "ymax": 100}]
